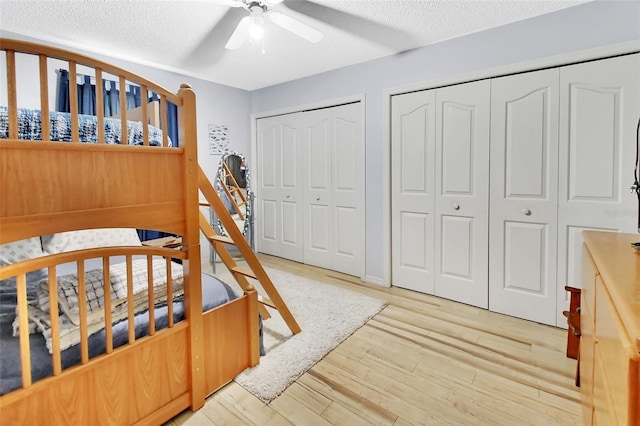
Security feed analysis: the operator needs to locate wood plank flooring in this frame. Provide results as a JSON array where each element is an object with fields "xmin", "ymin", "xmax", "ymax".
[{"xmin": 167, "ymin": 254, "xmax": 582, "ymax": 426}]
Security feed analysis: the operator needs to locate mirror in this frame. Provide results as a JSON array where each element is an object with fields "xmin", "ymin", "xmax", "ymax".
[{"xmin": 213, "ymin": 152, "xmax": 253, "ymax": 243}]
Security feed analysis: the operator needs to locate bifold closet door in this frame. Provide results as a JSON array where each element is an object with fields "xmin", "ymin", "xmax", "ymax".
[
  {"xmin": 391, "ymin": 90, "xmax": 436, "ymax": 293},
  {"xmin": 303, "ymin": 103, "xmax": 363, "ymax": 276},
  {"xmin": 555, "ymin": 53, "xmax": 640, "ymax": 325},
  {"xmin": 256, "ymin": 113, "xmax": 304, "ymax": 262},
  {"xmin": 434, "ymin": 80, "xmax": 490, "ymax": 309},
  {"xmin": 489, "ymin": 68, "xmax": 560, "ymax": 326}
]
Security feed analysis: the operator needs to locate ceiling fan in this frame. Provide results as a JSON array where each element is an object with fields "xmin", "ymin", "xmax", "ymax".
[{"xmin": 214, "ymin": 0, "xmax": 324, "ymax": 50}]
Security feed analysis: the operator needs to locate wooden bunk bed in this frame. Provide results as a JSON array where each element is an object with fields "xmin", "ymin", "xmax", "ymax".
[{"xmin": 0, "ymin": 39, "xmax": 271, "ymax": 424}]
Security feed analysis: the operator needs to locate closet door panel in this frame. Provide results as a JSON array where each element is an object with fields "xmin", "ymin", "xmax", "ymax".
[
  {"xmin": 556, "ymin": 53, "xmax": 640, "ymax": 325},
  {"xmin": 278, "ymin": 115, "xmax": 304, "ymax": 262},
  {"xmin": 391, "ymin": 90, "xmax": 436, "ymax": 293},
  {"xmin": 489, "ymin": 68, "xmax": 559, "ymax": 326},
  {"xmin": 261, "ymin": 200, "xmax": 278, "ymax": 243},
  {"xmin": 256, "ymin": 113, "xmax": 304, "ymax": 262},
  {"xmin": 257, "ymin": 118, "xmax": 281, "ymax": 257},
  {"xmin": 331, "ymin": 103, "xmax": 363, "ymax": 276},
  {"xmin": 303, "ymin": 109, "xmax": 332, "ymax": 268},
  {"xmin": 434, "ymin": 80, "xmax": 490, "ymax": 308}
]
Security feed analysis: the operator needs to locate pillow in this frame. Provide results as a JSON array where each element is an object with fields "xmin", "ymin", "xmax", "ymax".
[
  {"xmin": 92, "ymin": 228, "xmax": 142, "ymax": 248},
  {"xmin": 42, "ymin": 228, "xmax": 142, "ymax": 254},
  {"xmin": 0, "ymin": 238, "xmax": 45, "ymax": 266},
  {"xmin": 41, "ymin": 230, "xmax": 94, "ymax": 254}
]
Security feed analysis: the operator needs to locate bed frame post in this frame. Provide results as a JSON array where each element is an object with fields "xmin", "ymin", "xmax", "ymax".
[{"xmin": 178, "ymin": 83, "xmax": 206, "ymax": 411}]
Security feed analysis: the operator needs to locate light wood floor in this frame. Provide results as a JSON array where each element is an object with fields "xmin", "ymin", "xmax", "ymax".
[{"xmin": 167, "ymin": 254, "xmax": 583, "ymax": 426}]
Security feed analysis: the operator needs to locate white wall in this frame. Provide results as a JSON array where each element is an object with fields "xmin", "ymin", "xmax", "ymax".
[{"xmin": 249, "ymin": 1, "xmax": 640, "ymax": 282}]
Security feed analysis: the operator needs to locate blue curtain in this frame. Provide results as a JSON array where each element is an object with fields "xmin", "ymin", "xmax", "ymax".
[
  {"xmin": 78, "ymin": 75, "xmax": 95, "ymax": 115},
  {"xmin": 106, "ymin": 80, "xmax": 119, "ymax": 117},
  {"xmin": 56, "ymin": 70, "xmax": 70, "ymax": 113},
  {"xmin": 57, "ymin": 70, "xmax": 178, "ymax": 145}
]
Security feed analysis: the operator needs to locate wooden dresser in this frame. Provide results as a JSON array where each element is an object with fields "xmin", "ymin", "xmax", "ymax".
[{"xmin": 581, "ymin": 231, "xmax": 640, "ymax": 426}]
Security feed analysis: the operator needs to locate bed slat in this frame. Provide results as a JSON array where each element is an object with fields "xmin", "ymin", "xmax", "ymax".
[
  {"xmin": 141, "ymin": 85, "xmax": 149, "ymax": 146},
  {"xmin": 95, "ymin": 68, "xmax": 105, "ymax": 144},
  {"xmin": 119, "ymin": 75, "xmax": 128, "ymax": 145},
  {"xmin": 16, "ymin": 274, "xmax": 32, "ymax": 388},
  {"xmin": 166, "ymin": 257, "xmax": 174, "ymax": 327},
  {"xmin": 68, "ymin": 61, "xmax": 80, "ymax": 143},
  {"xmin": 147, "ymin": 255, "xmax": 156, "ymax": 335},
  {"xmin": 103, "ymin": 257, "xmax": 113, "ymax": 353},
  {"xmin": 77, "ymin": 260, "xmax": 89, "ymax": 364},
  {"xmin": 47, "ymin": 266, "xmax": 62, "ymax": 375},
  {"xmin": 160, "ymin": 94, "xmax": 168, "ymax": 147},
  {"xmin": 5, "ymin": 50, "xmax": 18, "ymax": 140},
  {"xmin": 38, "ymin": 55, "xmax": 50, "ymax": 141},
  {"xmin": 126, "ymin": 255, "xmax": 135, "ymax": 344}
]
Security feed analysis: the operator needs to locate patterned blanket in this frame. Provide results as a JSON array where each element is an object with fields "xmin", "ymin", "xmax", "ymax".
[{"xmin": 0, "ymin": 106, "xmax": 172, "ymax": 146}]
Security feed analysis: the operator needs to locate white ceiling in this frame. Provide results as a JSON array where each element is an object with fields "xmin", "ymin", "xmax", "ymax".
[{"xmin": 0, "ymin": 0, "xmax": 588, "ymax": 91}]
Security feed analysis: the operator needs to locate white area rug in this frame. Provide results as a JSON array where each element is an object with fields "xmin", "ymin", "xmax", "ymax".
[{"xmin": 216, "ymin": 265, "xmax": 386, "ymax": 403}]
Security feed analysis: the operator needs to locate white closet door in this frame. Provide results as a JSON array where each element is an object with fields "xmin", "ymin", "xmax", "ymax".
[
  {"xmin": 434, "ymin": 80, "xmax": 490, "ymax": 308},
  {"xmin": 303, "ymin": 108, "xmax": 332, "ymax": 269},
  {"xmin": 556, "ymin": 53, "xmax": 640, "ymax": 325},
  {"xmin": 303, "ymin": 102, "xmax": 363, "ymax": 276},
  {"xmin": 256, "ymin": 113, "xmax": 304, "ymax": 262},
  {"xmin": 331, "ymin": 102, "xmax": 363, "ymax": 276},
  {"xmin": 391, "ymin": 90, "xmax": 436, "ymax": 293},
  {"xmin": 489, "ymin": 68, "xmax": 560, "ymax": 326}
]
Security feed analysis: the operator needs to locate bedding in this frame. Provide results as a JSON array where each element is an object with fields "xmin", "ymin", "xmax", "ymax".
[
  {"xmin": 0, "ymin": 268, "xmax": 237, "ymax": 396},
  {"xmin": 0, "ymin": 106, "xmax": 172, "ymax": 146},
  {"xmin": 18, "ymin": 257, "xmax": 185, "ymax": 353}
]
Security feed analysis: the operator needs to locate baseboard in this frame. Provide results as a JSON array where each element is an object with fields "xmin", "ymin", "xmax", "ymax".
[{"xmin": 362, "ymin": 275, "xmax": 387, "ymax": 288}]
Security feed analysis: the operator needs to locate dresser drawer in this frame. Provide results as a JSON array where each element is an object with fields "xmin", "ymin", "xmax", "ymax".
[{"xmin": 595, "ymin": 276, "xmax": 637, "ymax": 425}]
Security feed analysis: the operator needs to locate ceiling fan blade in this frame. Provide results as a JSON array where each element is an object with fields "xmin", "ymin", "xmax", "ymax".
[
  {"xmin": 211, "ymin": 0, "xmax": 244, "ymax": 7},
  {"xmin": 282, "ymin": 0, "xmax": 409, "ymax": 50},
  {"xmin": 269, "ymin": 11, "xmax": 323, "ymax": 43},
  {"xmin": 225, "ymin": 16, "xmax": 251, "ymax": 50}
]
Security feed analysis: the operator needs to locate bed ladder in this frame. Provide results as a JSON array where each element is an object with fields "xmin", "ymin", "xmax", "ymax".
[
  {"xmin": 198, "ymin": 166, "xmax": 301, "ymax": 335},
  {"xmin": 219, "ymin": 162, "xmax": 247, "ymax": 221}
]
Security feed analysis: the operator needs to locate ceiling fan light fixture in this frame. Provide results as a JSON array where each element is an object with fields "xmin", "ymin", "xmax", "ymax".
[{"xmin": 249, "ymin": 16, "xmax": 265, "ymax": 40}]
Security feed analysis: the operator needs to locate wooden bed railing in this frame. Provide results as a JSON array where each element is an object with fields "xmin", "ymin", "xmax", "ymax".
[{"xmin": 0, "ymin": 247, "xmax": 187, "ymax": 388}]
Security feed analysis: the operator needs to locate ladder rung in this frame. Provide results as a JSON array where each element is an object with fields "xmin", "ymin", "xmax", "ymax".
[
  {"xmin": 208, "ymin": 235, "xmax": 235, "ymax": 245},
  {"xmin": 258, "ymin": 295, "xmax": 275, "ymax": 309},
  {"xmin": 230, "ymin": 266, "xmax": 257, "ymax": 280}
]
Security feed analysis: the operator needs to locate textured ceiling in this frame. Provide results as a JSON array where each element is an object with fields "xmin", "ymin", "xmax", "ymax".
[{"xmin": 0, "ymin": 0, "xmax": 587, "ymax": 90}]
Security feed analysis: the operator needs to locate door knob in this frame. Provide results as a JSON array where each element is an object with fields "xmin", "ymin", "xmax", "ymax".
[
  {"xmin": 316, "ymin": 197, "xmax": 320, "ymax": 201},
  {"xmin": 453, "ymin": 203, "xmax": 460, "ymax": 210},
  {"xmin": 286, "ymin": 194, "xmax": 290, "ymax": 199},
  {"xmin": 523, "ymin": 208, "xmax": 532, "ymax": 216}
]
